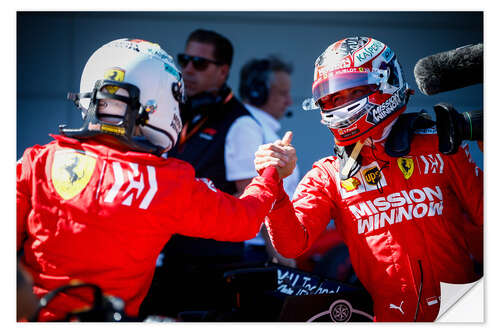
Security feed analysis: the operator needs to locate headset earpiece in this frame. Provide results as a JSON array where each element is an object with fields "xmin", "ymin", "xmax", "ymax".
[{"xmin": 240, "ymin": 59, "xmax": 271, "ymax": 107}]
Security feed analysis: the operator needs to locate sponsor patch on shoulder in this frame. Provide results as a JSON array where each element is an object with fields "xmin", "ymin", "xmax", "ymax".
[
  {"xmin": 52, "ymin": 149, "xmax": 97, "ymax": 200},
  {"xmin": 397, "ymin": 157, "xmax": 414, "ymax": 180}
]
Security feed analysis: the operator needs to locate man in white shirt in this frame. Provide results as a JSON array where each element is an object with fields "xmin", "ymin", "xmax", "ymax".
[{"xmin": 224, "ymin": 56, "xmax": 300, "ymax": 265}]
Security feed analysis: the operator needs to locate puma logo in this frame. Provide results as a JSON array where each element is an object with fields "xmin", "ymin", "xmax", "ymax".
[{"xmin": 389, "ymin": 301, "xmax": 404, "ymax": 315}]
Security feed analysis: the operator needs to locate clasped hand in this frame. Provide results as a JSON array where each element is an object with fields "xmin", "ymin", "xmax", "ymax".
[{"xmin": 254, "ymin": 131, "xmax": 297, "ymax": 179}]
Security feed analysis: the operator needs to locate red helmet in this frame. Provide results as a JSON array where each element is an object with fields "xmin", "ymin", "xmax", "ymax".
[{"xmin": 308, "ymin": 37, "xmax": 411, "ymax": 146}]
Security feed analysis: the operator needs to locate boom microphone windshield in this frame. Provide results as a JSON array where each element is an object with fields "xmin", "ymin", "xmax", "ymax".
[{"xmin": 413, "ymin": 43, "xmax": 483, "ymax": 95}]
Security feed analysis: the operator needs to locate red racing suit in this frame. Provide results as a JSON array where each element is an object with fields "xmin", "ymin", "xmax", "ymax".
[
  {"xmin": 264, "ymin": 131, "xmax": 483, "ymax": 321},
  {"xmin": 17, "ymin": 134, "xmax": 281, "ymax": 321}
]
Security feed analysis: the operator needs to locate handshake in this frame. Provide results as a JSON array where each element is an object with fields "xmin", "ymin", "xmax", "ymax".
[{"xmin": 254, "ymin": 131, "xmax": 298, "ymax": 179}]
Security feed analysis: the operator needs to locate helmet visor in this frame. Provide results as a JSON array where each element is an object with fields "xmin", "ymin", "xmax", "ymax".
[
  {"xmin": 312, "ymin": 70, "xmax": 384, "ymax": 104},
  {"xmin": 320, "ymin": 95, "xmax": 370, "ymax": 129}
]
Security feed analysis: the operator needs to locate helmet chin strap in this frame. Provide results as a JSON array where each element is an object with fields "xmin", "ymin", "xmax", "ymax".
[
  {"xmin": 340, "ymin": 140, "xmax": 363, "ymax": 179},
  {"xmin": 337, "ymin": 118, "xmax": 398, "ymax": 179}
]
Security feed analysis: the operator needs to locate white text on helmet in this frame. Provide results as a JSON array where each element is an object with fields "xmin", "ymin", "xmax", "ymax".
[
  {"xmin": 353, "ymin": 39, "xmax": 385, "ymax": 67},
  {"xmin": 315, "ymin": 57, "xmax": 353, "ymax": 80},
  {"xmin": 366, "ymin": 89, "xmax": 404, "ymax": 124}
]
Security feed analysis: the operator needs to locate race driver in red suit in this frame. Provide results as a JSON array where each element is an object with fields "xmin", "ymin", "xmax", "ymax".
[
  {"xmin": 16, "ymin": 39, "xmax": 296, "ymax": 321},
  {"xmin": 254, "ymin": 37, "xmax": 483, "ymax": 322}
]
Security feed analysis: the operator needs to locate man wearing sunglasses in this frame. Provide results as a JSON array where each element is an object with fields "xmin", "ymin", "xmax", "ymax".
[
  {"xmin": 170, "ymin": 29, "xmax": 252, "ymax": 194},
  {"xmin": 177, "ymin": 43, "xmax": 226, "ymax": 98},
  {"xmin": 141, "ymin": 29, "xmax": 257, "ymax": 319}
]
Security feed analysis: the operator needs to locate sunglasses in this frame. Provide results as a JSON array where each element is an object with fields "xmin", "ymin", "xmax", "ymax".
[{"xmin": 177, "ymin": 53, "xmax": 222, "ymax": 71}]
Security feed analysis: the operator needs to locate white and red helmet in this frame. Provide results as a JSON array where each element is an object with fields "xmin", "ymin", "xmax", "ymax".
[{"xmin": 308, "ymin": 37, "xmax": 411, "ymax": 146}]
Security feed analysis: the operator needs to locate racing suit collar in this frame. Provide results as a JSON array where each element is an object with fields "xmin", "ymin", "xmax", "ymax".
[{"xmin": 50, "ymin": 134, "xmax": 167, "ymax": 163}]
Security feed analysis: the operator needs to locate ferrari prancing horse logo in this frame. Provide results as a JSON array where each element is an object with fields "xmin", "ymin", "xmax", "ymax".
[
  {"xmin": 103, "ymin": 67, "xmax": 125, "ymax": 94},
  {"xmin": 397, "ymin": 157, "xmax": 414, "ymax": 180},
  {"xmin": 52, "ymin": 150, "xmax": 97, "ymax": 200}
]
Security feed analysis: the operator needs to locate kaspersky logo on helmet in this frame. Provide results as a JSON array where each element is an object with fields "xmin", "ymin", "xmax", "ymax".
[{"xmin": 353, "ymin": 39, "xmax": 386, "ymax": 67}]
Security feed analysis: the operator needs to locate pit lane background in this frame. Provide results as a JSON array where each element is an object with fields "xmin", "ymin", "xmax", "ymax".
[{"xmin": 17, "ymin": 11, "xmax": 483, "ymax": 171}]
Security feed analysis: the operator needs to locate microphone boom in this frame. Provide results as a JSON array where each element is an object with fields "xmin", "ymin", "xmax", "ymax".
[{"xmin": 413, "ymin": 43, "xmax": 483, "ymax": 95}]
